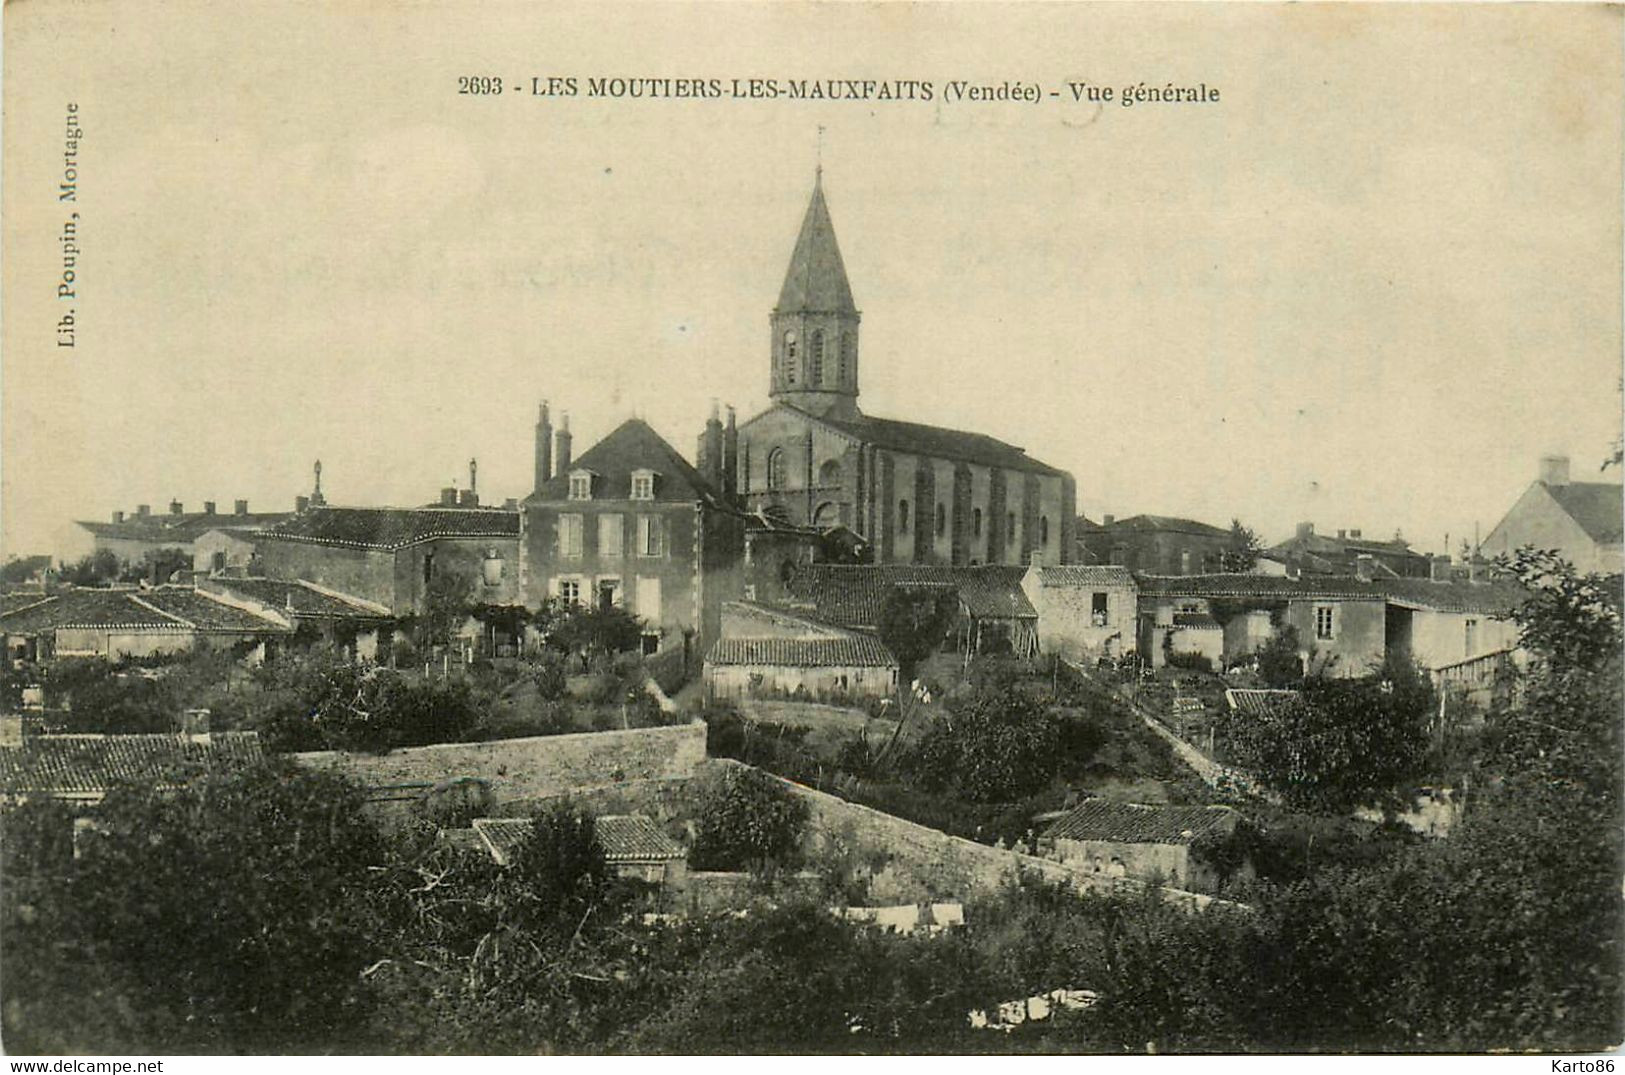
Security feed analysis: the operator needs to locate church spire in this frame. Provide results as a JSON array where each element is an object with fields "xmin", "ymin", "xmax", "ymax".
[{"xmin": 769, "ymin": 172, "xmax": 862, "ymax": 419}]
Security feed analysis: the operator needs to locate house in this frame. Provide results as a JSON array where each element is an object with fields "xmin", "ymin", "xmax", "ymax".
[
  {"xmin": 75, "ymin": 499, "xmax": 294, "ymax": 575},
  {"xmin": 192, "ymin": 527, "xmax": 266, "ymax": 576},
  {"xmin": 1078, "ymin": 514, "xmax": 1233, "ymax": 575},
  {"xmin": 1038, "ymin": 799, "xmax": 1245, "ymax": 893},
  {"xmin": 1267, "ymin": 523, "xmax": 1431, "ymax": 579},
  {"xmin": 704, "ymin": 600, "xmax": 898, "ymax": 702},
  {"xmin": 779, "ymin": 563, "xmax": 1039, "ymax": 656},
  {"xmin": 196, "ymin": 576, "xmax": 395, "ymax": 660},
  {"xmin": 0, "ymin": 715, "xmax": 264, "ymax": 805},
  {"xmin": 0, "ymin": 586, "xmax": 293, "ymax": 665},
  {"xmin": 473, "ymin": 814, "xmax": 689, "ymax": 887},
  {"xmin": 1020, "ymin": 565, "xmax": 1138, "ymax": 661},
  {"xmin": 1483, "ymin": 454, "xmax": 1623, "ymax": 576},
  {"xmin": 253, "ymin": 505, "xmax": 523, "ymax": 618},
  {"xmin": 523, "ymin": 413, "xmax": 745, "ymax": 657},
  {"xmin": 730, "ymin": 174, "xmax": 1076, "ymax": 567}
]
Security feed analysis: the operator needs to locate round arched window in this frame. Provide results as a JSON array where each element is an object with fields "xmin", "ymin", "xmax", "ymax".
[
  {"xmin": 935, "ymin": 503, "xmax": 946, "ymax": 537},
  {"xmin": 973, "ymin": 507, "xmax": 983, "ymax": 536},
  {"xmin": 767, "ymin": 448, "xmax": 788, "ymax": 490},
  {"xmin": 818, "ymin": 459, "xmax": 842, "ymax": 486},
  {"xmin": 1040, "ymin": 516, "xmax": 1050, "ymax": 545},
  {"xmin": 810, "ymin": 330, "xmax": 825, "ymax": 385},
  {"xmin": 898, "ymin": 499, "xmax": 910, "ymax": 533},
  {"xmin": 783, "ymin": 332, "xmax": 798, "ymax": 385}
]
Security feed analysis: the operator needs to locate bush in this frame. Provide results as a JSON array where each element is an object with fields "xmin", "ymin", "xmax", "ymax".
[
  {"xmin": 530, "ymin": 653, "xmax": 569, "ymax": 700},
  {"xmin": 1165, "ymin": 651, "xmax": 1214, "ymax": 674},
  {"xmin": 689, "ymin": 765, "xmax": 809, "ymax": 871}
]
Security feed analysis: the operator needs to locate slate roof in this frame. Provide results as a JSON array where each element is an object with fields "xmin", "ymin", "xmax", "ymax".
[
  {"xmin": 0, "ymin": 732, "xmax": 264, "ymax": 798},
  {"xmin": 0, "ymin": 587, "xmax": 291, "ymax": 635},
  {"xmin": 1107, "ymin": 514, "xmax": 1230, "ymax": 538},
  {"xmin": 1225, "ymin": 688, "xmax": 1301, "ymax": 717},
  {"xmin": 814, "ymin": 410, "xmax": 1065, "ymax": 476},
  {"xmin": 784, "ymin": 564, "xmax": 1036, "ymax": 629},
  {"xmin": 528, "ymin": 419, "xmax": 719, "ymax": 505},
  {"xmin": 1033, "ymin": 565, "xmax": 1136, "ymax": 588},
  {"xmin": 1043, "ymin": 800, "xmax": 1237, "ymax": 845},
  {"xmin": 707, "ymin": 635, "xmax": 897, "ymax": 668},
  {"xmin": 474, "ymin": 814, "xmax": 686, "ymax": 866},
  {"xmin": 776, "ymin": 176, "xmax": 857, "ymax": 315},
  {"xmin": 203, "ymin": 578, "xmax": 392, "ymax": 621},
  {"xmin": 77, "ymin": 512, "xmax": 292, "ymax": 544},
  {"xmin": 256, "ymin": 506, "xmax": 520, "ymax": 551},
  {"xmin": 1546, "ymin": 482, "xmax": 1625, "ymax": 545}
]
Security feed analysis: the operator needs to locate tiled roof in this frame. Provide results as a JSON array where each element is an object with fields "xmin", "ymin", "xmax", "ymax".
[
  {"xmin": 814, "ymin": 410, "xmax": 1065, "ymax": 476},
  {"xmin": 784, "ymin": 564, "xmax": 1036, "ymax": 629},
  {"xmin": 1109, "ymin": 515, "xmax": 1230, "ymax": 538},
  {"xmin": 1373, "ymin": 578, "xmax": 1527, "ymax": 615},
  {"xmin": 1172, "ymin": 612, "xmax": 1221, "ymax": 629},
  {"xmin": 257, "ymin": 506, "xmax": 520, "ymax": 551},
  {"xmin": 1034, "ymin": 565, "xmax": 1136, "ymax": 589},
  {"xmin": 776, "ymin": 177, "xmax": 857, "ymax": 315},
  {"xmin": 0, "ymin": 587, "xmax": 291, "ymax": 635},
  {"xmin": 0, "ymin": 732, "xmax": 264, "ymax": 797},
  {"xmin": 706, "ymin": 635, "xmax": 897, "ymax": 668},
  {"xmin": 1043, "ymin": 800, "xmax": 1237, "ymax": 845},
  {"xmin": 77, "ymin": 512, "xmax": 292, "ymax": 544},
  {"xmin": 203, "ymin": 578, "xmax": 392, "ymax": 621},
  {"xmin": 1547, "ymin": 482, "xmax": 1625, "ymax": 545},
  {"xmin": 0, "ymin": 592, "xmax": 54, "ymax": 617},
  {"xmin": 528, "ymin": 419, "xmax": 718, "ymax": 505},
  {"xmin": 1225, "ymin": 688, "xmax": 1301, "ymax": 717},
  {"xmin": 473, "ymin": 814, "xmax": 686, "ymax": 866},
  {"xmin": 1137, "ymin": 574, "xmax": 1388, "ymax": 601}
]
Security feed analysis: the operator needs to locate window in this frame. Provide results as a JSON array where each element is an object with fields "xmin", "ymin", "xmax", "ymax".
[
  {"xmin": 211, "ymin": 551, "xmax": 226, "ymax": 573},
  {"xmin": 559, "ymin": 514, "xmax": 584, "ymax": 558},
  {"xmin": 767, "ymin": 448, "xmax": 787, "ymax": 491},
  {"xmin": 597, "ymin": 578, "xmax": 621, "ymax": 611},
  {"xmin": 1040, "ymin": 516, "xmax": 1050, "ymax": 545},
  {"xmin": 1464, "ymin": 617, "xmax": 1479, "ymax": 655},
  {"xmin": 1007, "ymin": 512, "xmax": 1017, "ymax": 545},
  {"xmin": 637, "ymin": 514, "xmax": 664, "ymax": 557},
  {"xmin": 422, "ymin": 551, "xmax": 435, "ymax": 585},
  {"xmin": 818, "ymin": 459, "xmax": 842, "ymax": 486},
  {"xmin": 973, "ymin": 507, "xmax": 983, "ymax": 536},
  {"xmin": 811, "ymin": 330, "xmax": 824, "ymax": 385},
  {"xmin": 1092, "ymin": 591, "xmax": 1109, "ymax": 627},
  {"xmin": 1315, "ymin": 605, "xmax": 1335, "ymax": 640},
  {"xmin": 840, "ymin": 334, "xmax": 853, "ymax": 382},
  {"xmin": 631, "ymin": 469, "xmax": 657, "ymax": 501},
  {"xmin": 1180, "ymin": 550, "xmax": 1192, "ymax": 574},
  {"xmin": 898, "ymin": 499, "xmax": 910, "ymax": 533},
  {"xmin": 637, "ymin": 576, "xmax": 662, "ymax": 621},
  {"xmin": 558, "ymin": 578, "xmax": 581, "ymax": 605},
  {"xmin": 935, "ymin": 503, "xmax": 946, "ymax": 537},
  {"xmin": 568, "ymin": 471, "xmax": 592, "ymax": 501},
  {"xmin": 598, "ymin": 514, "xmax": 623, "ymax": 558},
  {"xmin": 783, "ymin": 331, "xmax": 798, "ymax": 384}
]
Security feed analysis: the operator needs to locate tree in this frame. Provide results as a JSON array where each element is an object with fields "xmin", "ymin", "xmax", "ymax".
[
  {"xmin": 58, "ymin": 549, "xmax": 120, "ymax": 586},
  {"xmin": 909, "ymin": 675, "xmax": 1062, "ymax": 803},
  {"xmin": 547, "ymin": 602, "xmax": 646, "ymax": 665},
  {"xmin": 1, "ymin": 764, "xmax": 383, "ymax": 1052},
  {"xmin": 1220, "ymin": 518, "xmax": 1263, "ymax": 573},
  {"xmin": 1254, "ymin": 623, "xmax": 1305, "ymax": 687},
  {"xmin": 689, "ymin": 765, "xmax": 809, "ymax": 871},
  {"xmin": 421, "ymin": 565, "xmax": 475, "ymax": 647},
  {"xmin": 875, "ymin": 585, "xmax": 957, "ymax": 683}
]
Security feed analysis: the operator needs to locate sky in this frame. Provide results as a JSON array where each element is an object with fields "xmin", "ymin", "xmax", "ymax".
[{"xmin": 3, "ymin": 2, "xmax": 1621, "ymax": 561}]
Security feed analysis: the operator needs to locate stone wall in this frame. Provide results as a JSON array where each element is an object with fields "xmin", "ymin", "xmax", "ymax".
[{"xmin": 290, "ymin": 721, "xmax": 707, "ymax": 814}]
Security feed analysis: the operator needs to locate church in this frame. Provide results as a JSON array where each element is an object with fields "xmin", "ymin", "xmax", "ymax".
[{"xmin": 726, "ymin": 173, "xmax": 1077, "ymax": 567}]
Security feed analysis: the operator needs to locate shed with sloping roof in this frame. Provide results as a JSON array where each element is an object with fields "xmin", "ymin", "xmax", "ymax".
[{"xmin": 1039, "ymin": 799, "xmax": 1245, "ymax": 893}]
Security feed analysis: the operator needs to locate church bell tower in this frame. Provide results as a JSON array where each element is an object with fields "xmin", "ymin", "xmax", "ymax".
[{"xmin": 770, "ymin": 171, "xmax": 861, "ymax": 420}]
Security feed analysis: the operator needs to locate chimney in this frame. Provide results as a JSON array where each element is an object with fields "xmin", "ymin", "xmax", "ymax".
[
  {"xmin": 1350, "ymin": 529, "xmax": 1362, "ymax": 540},
  {"xmin": 439, "ymin": 487, "xmax": 457, "ymax": 507},
  {"xmin": 1355, "ymin": 553, "xmax": 1375, "ymax": 581},
  {"xmin": 556, "ymin": 413, "xmax": 573, "ymax": 475},
  {"xmin": 1540, "ymin": 454, "xmax": 1570, "ymax": 488},
  {"xmin": 1103, "ymin": 514, "xmax": 1115, "ymax": 528},
  {"xmin": 234, "ymin": 499, "xmax": 248, "ymax": 516},
  {"xmin": 112, "ymin": 510, "xmax": 125, "ymax": 524},
  {"xmin": 458, "ymin": 489, "xmax": 478, "ymax": 508},
  {"xmin": 1337, "ymin": 529, "xmax": 1347, "ymax": 540},
  {"xmin": 137, "ymin": 504, "xmax": 151, "ymax": 518},
  {"xmin": 295, "ymin": 495, "xmax": 310, "ymax": 513},
  {"xmin": 311, "ymin": 460, "xmax": 326, "ymax": 507},
  {"xmin": 1295, "ymin": 521, "xmax": 1314, "ymax": 540},
  {"xmin": 203, "ymin": 501, "xmax": 216, "ymax": 515},
  {"xmin": 169, "ymin": 500, "xmax": 184, "ymax": 515},
  {"xmin": 0, "ymin": 715, "xmax": 23, "ymax": 749},
  {"xmin": 469, "ymin": 458, "xmax": 479, "ymax": 499},
  {"xmin": 724, "ymin": 405, "xmax": 739, "ymax": 499},
  {"xmin": 535, "ymin": 400, "xmax": 554, "ymax": 491},
  {"xmin": 503, "ymin": 497, "xmax": 518, "ymax": 510}
]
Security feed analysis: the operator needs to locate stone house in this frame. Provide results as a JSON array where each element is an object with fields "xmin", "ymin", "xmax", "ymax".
[
  {"xmin": 703, "ymin": 600, "xmax": 898, "ymax": 702},
  {"xmin": 1483, "ymin": 454, "xmax": 1623, "ymax": 576},
  {"xmin": 0, "ymin": 715, "xmax": 264, "ymax": 805},
  {"xmin": 1078, "ymin": 514, "xmax": 1232, "ymax": 575},
  {"xmin": 1268, "ymin": 523, "xmax": 1431, "ymax": 579},
  {"xmin": 192, "ymin": 527, "xmax": 266, "ymax": 576},
  {"xmin": 253, "ymin": 505, "xmax": 523, "ymax": 618},
  {"xmin": 75, "ymin": 499, "xmax": 293, "ymax": 574},
  {"xmin": 1020, "ymin": 564, "xmax": 1138, "ymax": 661},
  {"xmin": 1038, "ymin": 799, "xmax": 1245, "ymax": 893},
  {"xmin": 196, "ymin": 576, "xmax": 394, "ymax": 660},
  {"xmin": 0, "ymin": 586, "xmax": 292, "ymax": 665},
  {"xmin": 523, "ymin": 415, "xmax": 745, "ymax": 659}
]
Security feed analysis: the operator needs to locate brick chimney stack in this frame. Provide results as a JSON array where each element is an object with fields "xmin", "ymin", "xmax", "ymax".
[
  {"xmin": 556, "ymin": 413, "xmax": 572, "ymax": 475},
  {"xmin": 169, "ymin": 500, "xmax": 184, "ymax": 515},
  {"xmin": 535, "ymin": 400, "xmax": 553, "ymax": 492},
  {"xmin": 234, "ymin": 499, "xmax": 248, "ymax": 516},
  {"xmin": 723, "ymin": 404, "xmax": 739, "ymax": 500},
  {"xmin": 1540, "ymin": 454, "xmax": 1570, "ymax": 488}
]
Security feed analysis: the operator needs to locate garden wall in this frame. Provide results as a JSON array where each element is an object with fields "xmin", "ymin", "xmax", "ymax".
[{"xmin": 291, "ymin": 720, "xmax": 707, "ymax": 815}]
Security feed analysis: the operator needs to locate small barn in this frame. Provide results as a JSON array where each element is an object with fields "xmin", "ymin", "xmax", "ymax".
[{"xmin": 1039, "ymin": 799, "xmax": 1245, "ymax": 893}]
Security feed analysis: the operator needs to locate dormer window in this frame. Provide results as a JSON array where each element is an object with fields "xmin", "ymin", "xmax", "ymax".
[
  {"xmin": 631, "ymin": 469, "xmax": 658, "ymax": 501},
  {"xmin": 568, "ymin": 469, "xmax": 595, "ymax": 501}
]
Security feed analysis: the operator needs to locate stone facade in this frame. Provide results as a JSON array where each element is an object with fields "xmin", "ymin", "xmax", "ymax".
[{"xmin": 1021, "ymin": 565, "xmax": 1138, "ymax": 661}]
